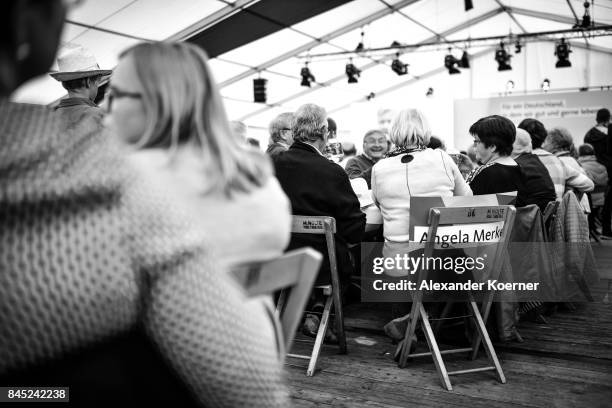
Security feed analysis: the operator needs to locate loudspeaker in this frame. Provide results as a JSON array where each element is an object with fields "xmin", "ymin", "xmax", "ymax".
[{"xmin": 253, "ymin": 78, "xmax": 267, "ymax": 103}]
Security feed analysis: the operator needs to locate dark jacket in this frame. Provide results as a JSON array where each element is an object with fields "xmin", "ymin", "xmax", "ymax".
[
  {"xmin": 584, "ymin": 125, "xmax": 612, "ymax": 178},
  {"xmin": 345, "ymin": 154, "xmax": 376, "ymax": 188},
  {"xmin": 273, "ymin": 141, "xmax": 365, "ymax": 284},
  {"xmin": 514, "ymin": 153, "xmax": 557, "ymax": 212}
]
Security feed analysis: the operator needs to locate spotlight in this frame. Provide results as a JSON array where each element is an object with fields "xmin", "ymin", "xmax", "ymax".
[
  {"xmin": 555, "ymin": 38, "xmax": 572, "ymax": 68},
  {"xmin": 300, "ymin": 63, "xmax": 315, "ymax": 87},
  {"xmin": 541, "ymin": 78, "xmax": 550, "ymax": 92},
  {"xmin": 345, "ymin": 60, "xmax": 361, "ymax": 83},
  {"xmin": 426, "ymin": 87, "xmax": 434, "ymax": 97},
  {"xmin": 457, "ymin": 51, "xmax": 470, "ymax": 69},
  {"xmin": 444, "ymin": 49, "xmax": 461, "ymax": 74},
  {"xmin": 253, "ymin": 78, "xmax": 267, "ymax": 103},
  {"xmin": 391, "ymin": 53, "xmax": 409, "ymax": 76},
  {"xmin": 515, "ymin": 40, "xmax": 522, "ymax": 54},
  {"xmin": 495, "ymin": 42, "xmax": 512, "ymax": 71},
  {"xmin": 580, "ymin": 1, "xmax": 591, "ymax": 28}
]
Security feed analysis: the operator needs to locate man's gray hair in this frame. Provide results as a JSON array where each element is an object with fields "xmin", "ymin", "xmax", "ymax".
[
  {"xmin": 268, "ymin": 112, "xmax": 294, "ymax": 143},
  {"xmin": 292, "ymin": 104, "xmax": 327, "ymax": 143}
]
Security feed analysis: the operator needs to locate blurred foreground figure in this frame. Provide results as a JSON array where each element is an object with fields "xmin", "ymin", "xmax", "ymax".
[{"xmin": 0, "ymin": 2, "xmax": 289, "ymax": 407}]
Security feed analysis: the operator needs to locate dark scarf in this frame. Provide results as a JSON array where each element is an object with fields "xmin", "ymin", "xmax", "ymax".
[{"xmin": 386, "ymin": 146, "xmax": 425, "ymax": 158}]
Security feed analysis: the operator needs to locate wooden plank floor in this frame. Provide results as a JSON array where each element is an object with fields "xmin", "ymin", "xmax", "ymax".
[{"xmin": 287, "ymin": 241, "xmax": 612, "ymax": 407}]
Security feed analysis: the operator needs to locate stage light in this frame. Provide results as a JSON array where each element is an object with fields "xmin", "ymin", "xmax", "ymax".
[
  {"xmin": 444, "ymin": 49, "xmax": 461, "ymax": 74},
  {"xmin": 345, "ymin": 60, "xmax": 361, "ymax": 83},
  {"xmin": 253, "ymin": 78, "xmax": 267, "ymax": 103},
  {"xmin": 457, "ymin": 51, "xmax": 470, "ymax": 69},
  {"xmin": 426, "ymin": 87, "xmax": 434, "ymax": 97},
  {"xmin": 391, "ymin": 53, "xmax": 409, "ymax": 76},
  {"xmin": 581, "ymin": 1, "xmax": 591, "ymax": 28},
  {"xmin": 515, "ymin": 40, "xmax": 522, "ymax": 54},
  {"xmin": 541, "ymin": 78, "xmax": 550, "ymax": 92},
  {"xmin": 495, "ymin": 42, "xmax": 512, "ymax": 71},
  {"xmin": 300, "ymin": 63, "xmax": 315, "ymax": 87},
  {"xmin": 555, "ymin": 38, "xmax": 572, "ymax": 68}
]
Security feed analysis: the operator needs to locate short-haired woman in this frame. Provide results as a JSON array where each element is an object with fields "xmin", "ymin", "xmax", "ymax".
[{"xmin": 466, "ymin": 115, "xmax": 525, "ymax": 199}]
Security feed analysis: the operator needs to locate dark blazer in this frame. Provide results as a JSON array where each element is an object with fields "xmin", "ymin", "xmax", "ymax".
[{"xmin": 273, "ymin": 141, "xmax": 365, "ymax": 284}]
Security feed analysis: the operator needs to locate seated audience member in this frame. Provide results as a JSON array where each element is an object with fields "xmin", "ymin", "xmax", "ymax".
[
  {"xmin": 372, "ymin": 109, "xmax": 472, "ymax": 243},
  {"xmin": 0, "ymin": 3, "xmax": 289, "ymax": 407},
  {"xmin": 371, "ymin": 109, "xmax": 471, "ymax": 340},
  {"xmin": 345, "ymin": 129, "xmax": 389, "ymax": 188},
  {"xmin": 266, "ymin": 112, "xmax": 294, "ymax": 157},
  {"xmin": 543, "ymin": 127, "xmax": 594, "ymax": 212},
  {"xmin": 466, "ymin": 115, "xmax": 526, "ymax": 200},
  {"xmin": 273, "ymin": 104, "xmax": 365, "ymax": 338},
  {"xmin": 377, "ymin": 108, "xmax": 395, "ymax": 136},
  {"xmin": 339, "ymin": 141, "xmax": 357, "ymax": 168},
  {"xmin": 511, "ymin": 128, "xmax": 556, "ymax": 212},
  {"xmin": 579, "ymin": 143, "xmax": 609, "ymax": 233},
  {"xmin": 230, "ymin": 120, "xmax": 248, "ymax": 143},
  {"xmin": 519, "ymin": 118, "xmax": 594, "ymax": 200},
  {"xmin": 51, "ymin": 44, "xmax": 109, "ymax": 115},
  {"xmin": 578, "ymin": 143, "xmax": 609, "ymax": 194},
  {"xmin": 107, "ymin": 42, "xmax": 291, "ymax": 267},
  {"xmin": 325, "ymin": 117, "xmax": 343, "ymax": 162}
]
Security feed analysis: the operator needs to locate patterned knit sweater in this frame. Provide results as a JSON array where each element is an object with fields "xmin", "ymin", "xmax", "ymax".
[{"xmin": 0, "ymin": 100, "xmax": 290, "ymax": 406}]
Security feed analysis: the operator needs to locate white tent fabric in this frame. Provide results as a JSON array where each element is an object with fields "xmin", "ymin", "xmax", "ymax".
[{"xmin": 10, "ymin": 0, "xmax": 612, "ymax": 147}]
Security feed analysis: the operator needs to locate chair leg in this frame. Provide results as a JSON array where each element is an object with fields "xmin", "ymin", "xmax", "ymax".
[
  {"xmin": 468, "ymin": 298, "xmax": 506, "ymax": 384},
  {"xmin": 332, "ymin": 283, "xmax": 347, "ymax": 354},
  {"xmin": 470, "ymin": 291, "xmax": 495, "ymax": 360},
  {"xmin": 306, "ymin": 294, "xmax": 333, "ymax": 376},
  {"xmin": 276, "ymin": 289, "xmax": 287, "ymax": 315},
  {"xmin": 396, "ymin": 298, "xmax": 421, "ymax": 368},
  {"xmin": 419, "ymin": 304, "xmax": 453, "ymax": 391}
]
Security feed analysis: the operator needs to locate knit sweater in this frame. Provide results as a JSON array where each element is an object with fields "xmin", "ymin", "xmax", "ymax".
[{"xmin": 0, "ymin": 100, "xmax": 289, "ymax": 407}]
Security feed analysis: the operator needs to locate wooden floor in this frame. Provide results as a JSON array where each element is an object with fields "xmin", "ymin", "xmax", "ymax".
[{"xmin": 287, "ymin": 241, "xmax": 612, "ymax": 408}]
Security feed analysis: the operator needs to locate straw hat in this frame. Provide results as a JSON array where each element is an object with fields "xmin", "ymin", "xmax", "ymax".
[{"xmin": 49, "ymin": 44, "xmax": 112, "ymax": 82}]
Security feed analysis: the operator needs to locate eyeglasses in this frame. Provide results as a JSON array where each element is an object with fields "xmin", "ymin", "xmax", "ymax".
[{"xmin": 106, "ymin": 86, "xmax": 142, "ymax": 113}]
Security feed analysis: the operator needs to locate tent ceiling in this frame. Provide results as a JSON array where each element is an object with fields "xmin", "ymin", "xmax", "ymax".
[{"xmin": 11, "ymin": 0, "xmax": 612, "ymax": 128}]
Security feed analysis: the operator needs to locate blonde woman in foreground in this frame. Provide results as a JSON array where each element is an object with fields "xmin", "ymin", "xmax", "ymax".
[{"xmin": 105, "ymin": 42, "xmax": 291, "ymax": 267}]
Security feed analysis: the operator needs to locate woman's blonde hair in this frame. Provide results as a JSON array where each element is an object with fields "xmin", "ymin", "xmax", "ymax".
[
  {"xmin": 119, "ymin": 42, "xmax": 271, "ymax": 197},
  {"xmin": 389, "ymin": 109, "xmax": 431, "ymax": 148}
]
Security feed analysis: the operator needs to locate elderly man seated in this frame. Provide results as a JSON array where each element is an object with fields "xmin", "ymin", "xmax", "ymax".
[
  {"xmin": 273, "ymin": 103, "xmax": 365, "ymax": 341},
  {"xmin": 345, "ymin": 129, "xmax": 389, "ymax": 188},
  {"xmin": 266, "ymin": 112, "xmax": 294, "ymax": 157}
]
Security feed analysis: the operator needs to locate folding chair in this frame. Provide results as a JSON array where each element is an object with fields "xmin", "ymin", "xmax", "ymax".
[
  {"xmin": 231, "ymin": 248, "xmax": 322, "ymax": 357},
  {"xmin": 288, "ymin": 215, "xmax": 347, "ymax": 376},
  {"xmin": 395, "ymin": 205, "xmax": 516, "ymax": 391}
]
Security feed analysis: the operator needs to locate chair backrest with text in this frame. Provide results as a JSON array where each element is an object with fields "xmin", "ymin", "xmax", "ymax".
[{"xmin": 231, "ymin": 248, "xmax": 322, "ymax": 353}]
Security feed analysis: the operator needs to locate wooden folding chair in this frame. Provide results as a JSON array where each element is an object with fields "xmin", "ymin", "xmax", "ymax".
[
  {"xmin": 231, "ymin": 248, "xmax": 322, "ymax": 358},
  {"xmin": 288, "ymin": 215, "xmax": 347, "ymax": 376},
  {"xmin": 395, "ymin": 205, "xmax": 516, "ymax": 391}
]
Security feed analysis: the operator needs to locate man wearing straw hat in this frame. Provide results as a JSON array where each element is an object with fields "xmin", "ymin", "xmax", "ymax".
[{"xmin": 50, "ymin": 44, "xmax": 111, "ymax": 119}]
